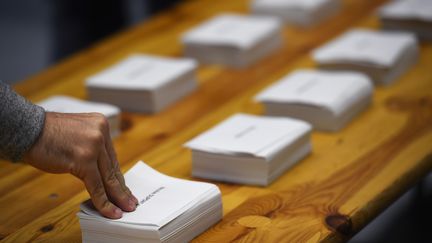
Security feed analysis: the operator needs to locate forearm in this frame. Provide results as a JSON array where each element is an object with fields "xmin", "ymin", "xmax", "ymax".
[{"xmin": 0, "ymin": 81, "xmax": 46, "ymax": 162}]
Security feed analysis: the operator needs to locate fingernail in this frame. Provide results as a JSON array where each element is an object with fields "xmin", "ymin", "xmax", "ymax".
[
  {"xmin": 114, "ymin": 207, "xmax": 123, "ymax": 217},
  {"xmin": 133, "ymin": 196, "xmax": 139, "ymax": 204},
  {"xmin": 129, "ymin": 199, "xmax": 136, "ymax": 210}
]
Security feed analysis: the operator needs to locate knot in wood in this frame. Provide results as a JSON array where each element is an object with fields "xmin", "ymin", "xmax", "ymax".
[
  {"xmin": 325, "ymin": 214, "xmax": 352, "ymax": 236},
  {"xmin": 40, "ymin": 224, "xmax": 54, "ymax": 233}
]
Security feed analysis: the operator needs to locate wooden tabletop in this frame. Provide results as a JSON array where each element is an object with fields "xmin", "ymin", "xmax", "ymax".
[{"xmin": 2, "ymin": 0, "xmax": 432, "ymax": 242}]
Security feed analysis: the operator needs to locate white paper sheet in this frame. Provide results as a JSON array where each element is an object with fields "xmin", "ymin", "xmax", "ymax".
[
  {"xmin": 313, "ymin": 29, "xmax": 416, "ymax": 67},
  {"xmin": 253, "ymin": 0, "xmax": 334, "ymax": 10},
  {"xmin": 80, "ymin": 161, "xmax": 218, "ymax": 228},
  {"xmin": 86, "ymin": 55, "xmax": 197, "ymax": 90},
  {"xmin": 182, "ymin": 14, "xmax": 281, "ymax": 50},
  {"xmin": 380, "ymin": 0, "xmax": 432, "ymax": 21},
  {"xmin": 185, "ymin": 114, "xmax": 311, "ymax": 159},
  {"xmin": 255, "ymin": 70, "xmax": 373, "ymax": 115},
  {"xmin": 38, "ymin": 95, "xmax": 120, "ymax": 117}
]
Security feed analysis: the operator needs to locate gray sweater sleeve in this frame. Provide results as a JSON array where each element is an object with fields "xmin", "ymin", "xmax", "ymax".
[{"xmin": 0, "ymin": 81, "xmax": 46, "ymax": 162}]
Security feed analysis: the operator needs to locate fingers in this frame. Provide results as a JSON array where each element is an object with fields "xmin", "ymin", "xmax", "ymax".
[
  {"xmin": 98, "ymin": 147, "xmax": 137, "ymax": 212},
  {"xmin": 110, "ymin": 151, "xmax": 138, "ymax": 205},
  {"xmin": 101, "ymin": 120, "xmax": 139, "ymax": 205},
  {"xmin": 76, "ymin": 113, "xmax": 139, "ymax": 218},
  {"xmin": 83, "ymin": 168, "xmax": 123, "ymax": 219}
]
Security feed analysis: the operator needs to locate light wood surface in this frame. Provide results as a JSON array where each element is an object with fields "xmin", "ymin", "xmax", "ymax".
[{"xmin": 1, "ymin": 0, "xmax": 432, "ymax": 242}]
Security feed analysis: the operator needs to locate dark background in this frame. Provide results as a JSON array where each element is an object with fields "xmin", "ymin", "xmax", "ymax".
[
  {"xmin": 0, "ymin": 0, "xmax": 431, "ymax": 242},
  {"xmin": 0, "ymin": 0, "xmax": 181, "ymax": 84}
]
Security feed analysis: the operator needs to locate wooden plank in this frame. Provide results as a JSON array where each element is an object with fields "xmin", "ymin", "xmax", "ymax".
[
  {"xmin": 4, "ymin": 40, "xmax": 432, "ymax": 241},
  {"xmin": 4, "ymin": 15, "xmax": 432, "ymax": 243},
  {"xmin": 3, "ymin": 0, "xmax": 432, "ymax": 242},
  {"xmin": 3, "ymin": 0, "xmax": 387, "ymax": 195},
  {"xmin": 0, "ymin": 0, "xmax": 388, "ymax": 239}
]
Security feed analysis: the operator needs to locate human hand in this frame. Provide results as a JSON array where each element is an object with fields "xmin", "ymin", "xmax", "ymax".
[{"xmin": 24, "ymin": 112, "xmax": 138, "ymax": 219}]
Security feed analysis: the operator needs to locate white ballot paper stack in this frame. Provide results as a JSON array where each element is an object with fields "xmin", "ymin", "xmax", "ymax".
[
  {"xmin": 181, "ymin": 14, "xmax": 283, "ymax": 67},
  {"xmin": 312, "ymin": 29, "xmax": 418, "ymax": 85},
  {"xmin": 185, "ymin": 114, "xmax": 312, "ymax": 186},
  {"xmin": 78, "ymin": 161, "xmax": 222, "ymax": 243},
  {"xmin": 251, "ymin": 0, "xmax": 340, "ymax": 27},
  {"xmin": 379, "ymin": 0, "xmax": 432, "ymax": 41},
  {"xmin": 86, "ymin": 55, "xmax": 198, "ymax": 113},
  {"xmin": 255, "ymin": 70, "xmax": 373, "ymax": 131},
  {"xmin": 38, "ymin": 95, "xmax": 121, "ymax": 137}
]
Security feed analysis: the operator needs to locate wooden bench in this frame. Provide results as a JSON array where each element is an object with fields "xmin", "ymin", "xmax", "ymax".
[{"xmin": 1, "ymin": 0, "xmax": 431, "ymax": 242}]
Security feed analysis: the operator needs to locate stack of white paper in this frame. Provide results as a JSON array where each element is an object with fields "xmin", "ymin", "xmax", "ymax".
[
  {"xmin": 312, "ymin": 29, "xmax": 418, "ymax": 85},
  {"xmin": 181, "ymin": 14, "xmax": 283, "ymax": 67},
  {"xmin": 38, "ymin": 95, "xmax": 121, "ymax": 138},
  {"xmin": 185, "ymin": 114, "xmax": 312, "ymax": 186},
  {"xmin": 86, "ymin": 55, "xmax": 198, "ymax": 113},
  {"xmin": 255, "ymin": 70, "xmax": 373, "ymax": 131},
  {"xmin": 251, "ymin": 0, "xmax": 341, "ymax": 27},
  {"xmin": 379, "ymin": 0, "xmax": 432, "ymax": 41},
  {"xmin": 78, "ymin": 161, "xmax": 222, "ymax": 243}
]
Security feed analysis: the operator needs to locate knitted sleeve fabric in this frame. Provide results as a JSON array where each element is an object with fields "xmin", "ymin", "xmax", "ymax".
[{"xmin": 0, "ymin": 81, "xmax": 46, "ymax": 162}]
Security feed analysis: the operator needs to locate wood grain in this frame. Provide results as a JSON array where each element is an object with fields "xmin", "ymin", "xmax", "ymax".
[
  {"xmin": 0, "ymin": 0, "xmax": 387, "ymax": 238},
  {"xmin": 2, "ymin": 0, "xmax": 432, "ymax": 242}
]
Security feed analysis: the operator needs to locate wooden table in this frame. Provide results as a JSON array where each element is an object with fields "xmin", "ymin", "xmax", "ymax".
[{"xmin": 1, "ymin": 0, "xmax": 432, "ymax": 242}]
